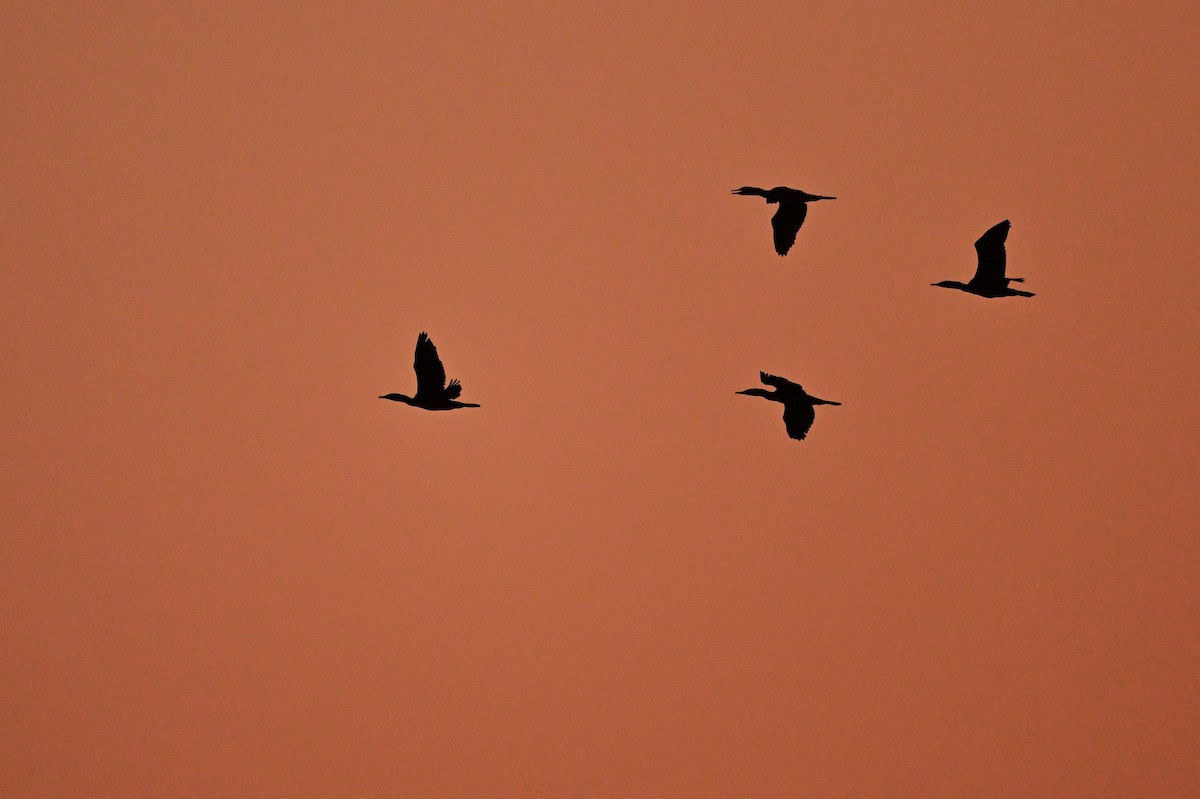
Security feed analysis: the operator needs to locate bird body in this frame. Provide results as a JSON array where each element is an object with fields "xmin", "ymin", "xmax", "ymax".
[
  {"xmin": 732, "ymin": 185, "xmax": 836, "ymax": 255},
  {"xmin": 933, "ymin": 220, "xmax": 1034, "ymax": 298},
  {"xmin": 380, "ymin": 332, "xmax": 479, "ymax": 410},
  {"xmin": 737, "ymin": 372, "xmax": 840, "ymax": 441}
]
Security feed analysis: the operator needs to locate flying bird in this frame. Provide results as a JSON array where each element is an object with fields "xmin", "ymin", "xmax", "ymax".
[
  {"xmin": 932, "ymin": 220, "xmax": 1034, "ymax": 298},
  {"xmin": 379, "ymin": 332, "xmax": 480, "ymax": 410},
  {"xmin": 731, "ymin": 185, "xmax": 836, "ymax": 255},
  {"xmin": 737, "ymin": 372, "xmax": 840, "ymax": 441}
]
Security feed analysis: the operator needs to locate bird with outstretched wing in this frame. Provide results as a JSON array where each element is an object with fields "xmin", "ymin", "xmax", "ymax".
[
  {"xmin": 931, "ymin": 219, "xmax": 1033, "ymax": 298},
  {"xmin": 737, "ymin": 371, "xmax": 840, "ymax": 442},
  {"xmin": 379, "ymin": 332, "xmax": 479, "ymax": 410},
  {"xmin": 731, "ymin": 186, "xmax": 836, "ymax": 257}
]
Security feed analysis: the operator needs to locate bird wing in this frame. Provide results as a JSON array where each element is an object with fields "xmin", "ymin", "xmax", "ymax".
[
  {"xmin": 445, "ymin": 379, "xmax": 463, "ymax": 400},
  {"xmin": 972, "ymin": 220, "xmax": 1010, "ymax": 286},
  {"xmin": 760, "ymin": 372, "xmax": 802, "ymax": 392},
  {"xmin": 782, "ymin": 402, "xmax": 816, "ymax": 441},
  {"xmin": 771, "ymin": 202, "xmax": 807, "ymax": 255},
  {"xmin": 413, "ymin": 332, "xmax": 447, "ymax": 398}
]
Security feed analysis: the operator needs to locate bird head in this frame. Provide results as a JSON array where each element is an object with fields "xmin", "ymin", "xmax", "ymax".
[
  {"xmin": 737, "ymin": 388, "xmax": 775, "ymax": 400},
  {"xmin": 931, "ymin": 280, "xmax": 966, "ymax": 290},
  {"xmin": 379, "ymin": 393, "xmax": 413, "ymax": 403}
]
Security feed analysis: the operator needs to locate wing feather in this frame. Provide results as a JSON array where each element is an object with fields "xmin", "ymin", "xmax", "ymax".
[
  {"xmin": 782, "ymin": 403, "xmax": 816, "ymax": 441},
  {"xmin": 413, "ymin": 332, "xmax": 447, "ymax": 399},
  {"xmin": 971, "ymin": 220, "xmax": 1010, "ymax": 286},
  {"xmin": 760, "ymin": 372, "xmax": 802, "ymax": 392},
  {"xmin": 771, "ymin": 202, "xmax": 807, "ymax": 255}
]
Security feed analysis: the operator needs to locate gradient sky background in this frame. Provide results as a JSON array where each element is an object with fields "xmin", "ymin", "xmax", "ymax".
[{"xmin": 3, "ymin": 2, "xmax": 1198, "ymax": 797}]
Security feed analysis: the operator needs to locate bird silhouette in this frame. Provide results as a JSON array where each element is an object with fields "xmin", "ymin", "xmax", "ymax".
[
  {"xmin": 932, "ymin": 220, "xmax": 1034, "ymax": 298},
  {"xmin": 731, "ymin": 185, "xmax": 836, "ymax": 255},
  {"xmin": 379, "ymin": 332, "xmax": 480, "ymax": 410},
  {"xmin": 737, "ymin": 372, "xmax": 840, "ymax": 441}
]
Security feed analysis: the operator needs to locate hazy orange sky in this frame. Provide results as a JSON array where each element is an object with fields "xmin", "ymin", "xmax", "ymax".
[{"xmin": 3, "ymin": 2, "xmax": 1198, "ymax": 796}]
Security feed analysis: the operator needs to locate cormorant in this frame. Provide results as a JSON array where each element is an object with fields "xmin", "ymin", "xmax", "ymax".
[
  {"xmin": 731, "ymin": 185, "xmax": 836, "ymax": 255},
  {"xmin": 379, "ymin": 332, "xmax": 480, "ymax": 410},
  {"xmin": 737, "ymin": 372, "xmax": 840, "ymax": 441},
  {"xmin": 932, "ymin": 220, "xmax": 1034, "ymax": 298}
]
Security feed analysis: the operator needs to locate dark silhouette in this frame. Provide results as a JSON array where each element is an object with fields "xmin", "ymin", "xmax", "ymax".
[
  {"xmin": 731, "ymin": 186, "xmax": 836, "ymax": 255},
  {"xmin": 379, "ymin": 332, "xmax": 480, "ymax": 410},
  {"xmin": 737, "ymin": 372, "xmax": 840, "ymax": 441},
  {"xmin": 932, "ymin": 220, "xmax": 1035, "ymax": 298}
]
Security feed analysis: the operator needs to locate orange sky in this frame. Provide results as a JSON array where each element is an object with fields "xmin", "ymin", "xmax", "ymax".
[{"xmin": 3, "ymin": 2, "xmax": 1198, "ymax": 796}]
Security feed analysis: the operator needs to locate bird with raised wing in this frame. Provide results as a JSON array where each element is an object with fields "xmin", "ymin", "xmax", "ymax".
[
  {"xmin": 379, "ymin": 332, "xmax": 480, "ymax": 410},
  {"xmin": 737, "ymin": 372, "xmax": 840, "ymax": 441},
  {"xmin": 932, "ymin": 220, "xmax": 1034, "ymax": 298},
  {"xmin": 731, "ymin": 185, "xmax": 836, "ymax": 256}
]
